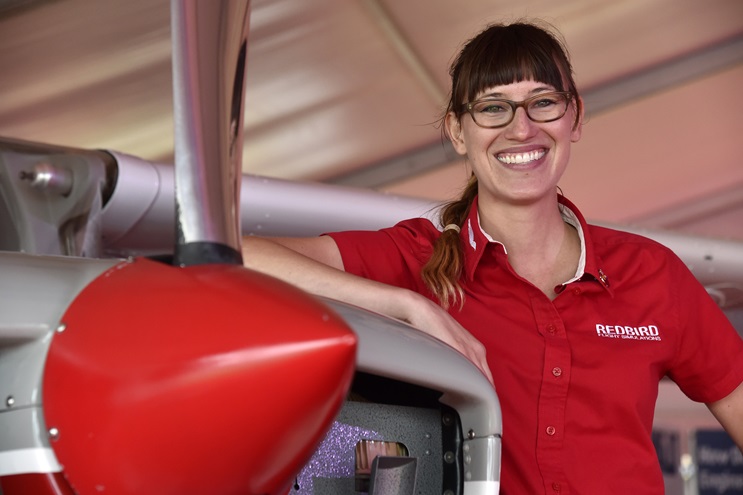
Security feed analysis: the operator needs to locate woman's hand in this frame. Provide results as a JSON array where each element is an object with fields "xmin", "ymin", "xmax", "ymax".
[{"xmin": 397, "ymin": 290, "xmax": 494, "ymax": 386}]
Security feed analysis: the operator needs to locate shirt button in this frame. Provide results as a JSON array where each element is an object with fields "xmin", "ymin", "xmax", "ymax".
[
  {"xmin": 546, "ymin": 426, "xmax": 556, "ymax": 436},
  {"xmin": 552, "ymin": 367, "xmax": 562, "ymax": 377},
  {"xmin": 546, "ymin": 324, "xmax": 556, "ymax": 335},
  {"xmin": 552, "ymin": 482, "xmax": 561, "ymax": 491},
  {"xmin": 572, "ymin": 287, "xmax": 582, "ymax": 296}
]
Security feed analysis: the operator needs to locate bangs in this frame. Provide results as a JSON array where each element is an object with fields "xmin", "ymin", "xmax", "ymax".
[{"xmin": 454, "ymin": 23, "xmax": 572, "ymax": 104}]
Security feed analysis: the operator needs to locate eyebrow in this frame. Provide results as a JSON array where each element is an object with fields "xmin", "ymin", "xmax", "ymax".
[{"xmin": 479, "ymin": 86, "xmax": 555, "ymax": 99}]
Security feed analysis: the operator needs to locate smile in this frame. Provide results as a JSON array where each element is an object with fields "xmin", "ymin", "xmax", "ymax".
[{"xmin": 496, "ymin": 149, "xmax": 546, "ymax": 165}]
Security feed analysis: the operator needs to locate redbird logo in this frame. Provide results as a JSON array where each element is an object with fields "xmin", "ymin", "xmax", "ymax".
[{"xmin": 595, "ymin": 324, "xmax": 662, "ymax": 341}]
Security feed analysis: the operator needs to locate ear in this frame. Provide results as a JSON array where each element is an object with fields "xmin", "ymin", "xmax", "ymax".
[
  {"xmin": 570, "ymin": 96, "xmax": 585, "ymax": 143},
  {"xmin": 445, "ymin": 112, "xmax": 467, "ymax": 155}
]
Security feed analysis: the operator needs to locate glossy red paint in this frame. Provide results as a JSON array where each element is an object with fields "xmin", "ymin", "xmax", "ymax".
[
  {"xmin": 42, "ymin": 257, "xmax": 357, "ymax": 495},
  {"xmin": 0, "ymin": 472, "xmax": 75, "ymax": 495}
]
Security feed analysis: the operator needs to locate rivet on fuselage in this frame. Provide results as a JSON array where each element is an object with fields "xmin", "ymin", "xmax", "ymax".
[{"xmin": 48, "ymin": 427, "xmax": 60, "ymax": 441}]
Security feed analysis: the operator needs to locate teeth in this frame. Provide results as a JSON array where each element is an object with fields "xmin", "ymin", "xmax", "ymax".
[{"xmin": 497, "ymin": 150, "xmax": 546, "ymax": 164}]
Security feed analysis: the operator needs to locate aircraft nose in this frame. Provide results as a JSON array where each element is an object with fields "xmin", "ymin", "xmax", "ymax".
[{"xmin": 42, "ymin": 257, "xmax": 357, "ymax": 495}]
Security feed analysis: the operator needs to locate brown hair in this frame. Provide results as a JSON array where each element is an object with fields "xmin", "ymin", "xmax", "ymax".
[{"xmin": 421, "ymin": 21, "xmax": 581, "ymax": 309}]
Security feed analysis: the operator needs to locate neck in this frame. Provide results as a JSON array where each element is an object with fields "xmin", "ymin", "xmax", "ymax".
[
  {"xmin": 477, "ymin": 193, "xmax": 580, "ymax": 299},
  {"xmin": 477, "ymin": 193, "xmax": 565, "ymax": 249}
]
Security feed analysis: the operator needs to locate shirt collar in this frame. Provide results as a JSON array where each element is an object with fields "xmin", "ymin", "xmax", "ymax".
[{"xmin": 460, "ymin": 194, "xmax": 613, "ymax": 295}]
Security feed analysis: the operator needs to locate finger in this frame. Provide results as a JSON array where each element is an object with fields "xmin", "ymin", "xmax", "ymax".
[
  {"xmin": 481, "ymin": 363, "xmax": 494, "ymax": 386},
  {"xmin": 472, "ymin": 347, "xmax": 494, "ymax": 386}
]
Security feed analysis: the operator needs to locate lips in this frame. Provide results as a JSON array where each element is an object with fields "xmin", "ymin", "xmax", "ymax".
[{"xmin": 496, "ymin": 149, "xmax": 546, "ymax": 165}]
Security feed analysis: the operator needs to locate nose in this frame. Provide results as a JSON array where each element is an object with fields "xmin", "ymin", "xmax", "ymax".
[{"xmin": 504, "ymin": 107, "xmax": 537, "ymax": 140}]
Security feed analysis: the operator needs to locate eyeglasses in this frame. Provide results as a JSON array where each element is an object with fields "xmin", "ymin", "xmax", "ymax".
[{"xmin": 463, "ymin": 91, "xmax": 573, "ymax": 129}]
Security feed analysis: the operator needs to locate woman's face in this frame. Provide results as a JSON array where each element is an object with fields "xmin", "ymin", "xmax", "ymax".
[{"xmin": 446, "ymin": 79, "xmax": 583, "ymax": 207}]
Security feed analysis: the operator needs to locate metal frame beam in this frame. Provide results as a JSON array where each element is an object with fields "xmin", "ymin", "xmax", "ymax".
[{"xmin": 328, "ymin": 34, "xmax": 743, "ymax": 188}]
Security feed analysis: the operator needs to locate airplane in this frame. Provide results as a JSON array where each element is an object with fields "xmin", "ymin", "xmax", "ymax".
[
  {"xmin": 1, "ymin": 1, "xmax": 741, "ymax": 494},
  {"xmin": 0, "ymin": 1, "xmax": 501, "ymax": 494}
]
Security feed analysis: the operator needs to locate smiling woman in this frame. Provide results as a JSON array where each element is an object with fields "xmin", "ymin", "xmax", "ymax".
[{"xmin": 241, "ymin": 20, "xmax": 743, "ymax": 494}]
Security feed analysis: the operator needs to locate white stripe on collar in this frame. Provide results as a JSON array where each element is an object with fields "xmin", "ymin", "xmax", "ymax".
[
  {"xmin": 467, "ymin": 219, "xmax": 477, "ymax": 250},
  {"xmin": 475, "ymin": 212, "xmax": 505, "ymax": 252},
  {"xmin": 559, "ymin": 203, "xmax": 587, "ymax": 283}
]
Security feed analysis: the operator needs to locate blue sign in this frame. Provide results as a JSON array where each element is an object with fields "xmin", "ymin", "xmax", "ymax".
[{"xmin": 696, "ymin": 429, "xmax": 743, "ymax": 495}]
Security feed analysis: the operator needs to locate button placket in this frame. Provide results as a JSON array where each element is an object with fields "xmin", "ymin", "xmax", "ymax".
[{"xmin": 531, "ymin": 293, "xmax": 571, "ymax": 490}]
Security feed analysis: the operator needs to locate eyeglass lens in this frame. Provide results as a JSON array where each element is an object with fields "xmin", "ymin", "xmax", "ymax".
[{"xmin": 469, "ymin": 93, "xmax": 569, "ymax": 128}]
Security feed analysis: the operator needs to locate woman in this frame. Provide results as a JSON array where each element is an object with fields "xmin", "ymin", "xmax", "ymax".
[{"xmin": 243, "ymin": 21, "xmax": 743, "ymax": 494}]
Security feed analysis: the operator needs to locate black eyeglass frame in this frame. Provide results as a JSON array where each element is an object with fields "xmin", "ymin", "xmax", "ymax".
[{"xmin": 462, "ymin": 91, "xmax": 574, "ymax": 129}]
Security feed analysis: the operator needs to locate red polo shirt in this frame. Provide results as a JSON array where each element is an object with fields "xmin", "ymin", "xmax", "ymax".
[{"xmin": 327, "ymin": 195, "xmax": 743, "ymax": 494}]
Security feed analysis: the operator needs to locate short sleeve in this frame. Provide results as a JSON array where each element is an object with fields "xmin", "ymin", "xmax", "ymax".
[
  {"xmin": 324, "ymin": 218, "xmax": 439, "ymax": 294},
  {"xmin": 667, "ymin": 254, "xmax": 743, "ymax": 403}
]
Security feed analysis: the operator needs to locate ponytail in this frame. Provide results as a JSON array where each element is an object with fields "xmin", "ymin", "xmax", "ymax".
[{"xmin": 421, "ymin": 175, "xmax": 478, "ymax": 310}]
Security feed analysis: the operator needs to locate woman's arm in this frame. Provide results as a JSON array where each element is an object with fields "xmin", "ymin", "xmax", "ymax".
[
  {"xmin": 241, "ymin": 235, "xmax": 493, "ymax": 384},
  {"xmin": 707, "ymin": 381, "xmax": 743, "ymax": 452}
]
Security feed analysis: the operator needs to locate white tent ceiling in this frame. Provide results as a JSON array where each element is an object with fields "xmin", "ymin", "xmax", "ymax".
[{"xmin": 1, "ymin": 0, "xmax": 742, "ymax": 240}]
